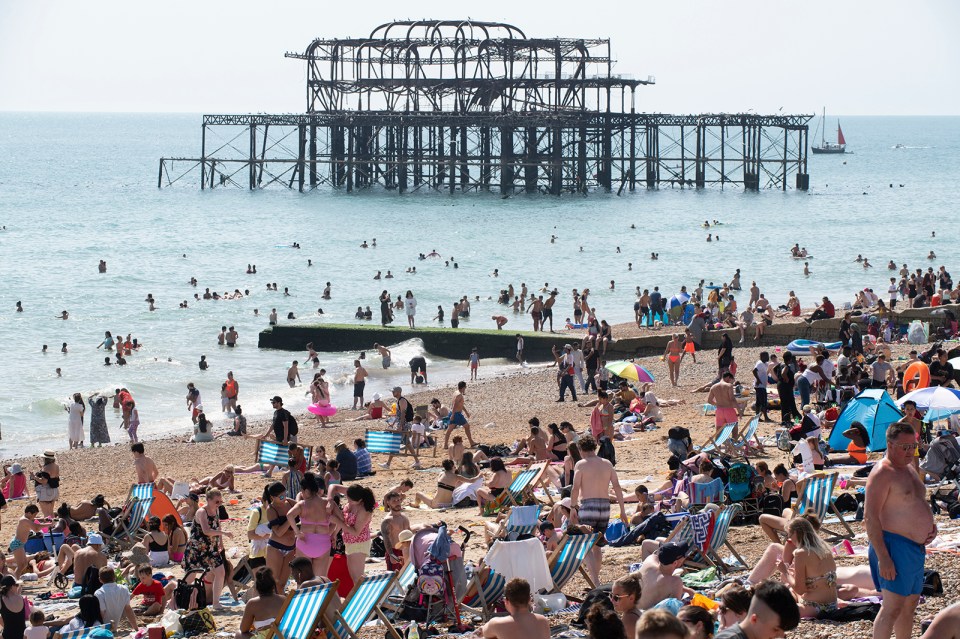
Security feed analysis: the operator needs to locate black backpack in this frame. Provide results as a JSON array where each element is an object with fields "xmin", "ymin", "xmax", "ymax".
[
  {"xmin": 81, "ymin": 565, "xmax": 102, "ymax": 597},
  {"xmin": 574, "ymin": 585, "xmax": 613, "ymax": 626},
  {"xmin": 287, "ymin": 412, "xmax": 298, "ymax": 437}
]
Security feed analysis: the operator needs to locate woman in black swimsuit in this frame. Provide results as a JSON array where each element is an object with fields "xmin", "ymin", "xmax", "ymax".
[
  {"xmin": 547, "ymin": 423, "xmax": 568, "ymax": 462},
  {"xmin": 0, "ymin": 576, "xmax": 27, "ymax": 639},
  {"xmin": 411, "ymin": 460, "xmax": 471, "ymax": 509},
  {"xmin": 263, "ymin": 482, "xmax": 296, "ymax": 592}
]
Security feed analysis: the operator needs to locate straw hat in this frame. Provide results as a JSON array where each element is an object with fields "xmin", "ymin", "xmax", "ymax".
[{"xmin": 395, "ymin": 529, "xmax": 415, "ymax": 549}]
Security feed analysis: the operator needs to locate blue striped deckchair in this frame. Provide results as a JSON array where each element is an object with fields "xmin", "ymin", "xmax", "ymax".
[
  {"xmin": 54, "ymin": 623, "xmax": 112, "ymax": 639},
  {"xmin": 698, "ymin": 422, "xmax": 737, "ymax": 453},
  {"xmin": 365, "ymin": 429, "xmax": 437, "ymax": 458},
  {"xmin": 688, "ymin": 478, "xmax": 725, "ymax": 508},
  {"xmin": 107, "ymin": 483, "xmax": 155, "ymax": 544},
  {"xmin": 264, "ymin": 581, "xmax": 338, "ymax": 639},
  {"xmin": 548, "ymin": 532, "xmax": 599, "ymax": 592},
  {"xmin": 730, "ymin": 415, "xmax": 763, "ymax": 454},
  {"xmin": 332, "ymin": 572, "xmax": 401, "ymax": 639},
  {"xmin": 504, "ymin": 505, "xmax": 541, "ymax": 539},
  {"xmin": 706, "ymin": 504, "xmax": 749, "ymax": 571},
  {"xmin": 462, "ymin": 564, "xmax": 506, "ymax": 617},
  {"xmin": 486, "ymin": 463, "xmax": 550, "ymax": 513},
  {"xmin": 256, "ymin": 440, "xmax": 314, "ymax": 469},
  {"xmin": 793, "ymin": 472, "xmax": 854, "ymax": 540}
]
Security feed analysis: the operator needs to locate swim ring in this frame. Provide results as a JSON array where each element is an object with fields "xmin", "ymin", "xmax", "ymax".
[
  {"xmin": 308, "ymin": 403, "xmax": 337, "ymax": 417},
  {"xmin": 902, "ymin": 361, "xmax": 930, "ymax": 393},
  {"xmin": 785, "ymin": 339, "xmax": 843, "ymax": 354}
]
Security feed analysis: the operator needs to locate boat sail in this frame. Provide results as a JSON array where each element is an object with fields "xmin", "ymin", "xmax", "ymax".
[{"xmin": 812, "ymin": 108, "xmax": 846, "ymax": 154}]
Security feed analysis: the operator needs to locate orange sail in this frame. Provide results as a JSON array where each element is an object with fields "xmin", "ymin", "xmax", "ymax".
[{"xmin": 837, "ymin": 124, "xmax": 846, "ymax": 146}]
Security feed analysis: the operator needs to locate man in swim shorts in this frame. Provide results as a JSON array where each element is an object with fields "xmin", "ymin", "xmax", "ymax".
[
  {"xmin": 352, "ymin": 360, "xmax": 368, "ymax": 410},
  {"xmin": 866, "ymin": 421, "xmax": 937, "ymax": 639},
  {"xmin": 570, "ymin": 435, "xmax": 627, "ymax": 587},
  {"xmin": 706, "ymin": 372, "xmax": 740, "ymax": 441},
  {"xmin": 444, "ymin": 381, "xmax": 475, "ymax": 448},
  {"xmin": 10, "ymin": 504, "xmax": 51, "ymax": 576},
  {"xmin": 374, "ymin": 343, "xmax": 391, "ymax": 369}
]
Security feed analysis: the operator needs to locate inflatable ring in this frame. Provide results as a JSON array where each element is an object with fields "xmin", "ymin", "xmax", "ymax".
[
  {"xmin": 902, "ymin": 361, "xmax": 930, "ymax": 393},
  {"xmin": 308, "ymin": 403, "xmax": 337, "ymax": 417}
]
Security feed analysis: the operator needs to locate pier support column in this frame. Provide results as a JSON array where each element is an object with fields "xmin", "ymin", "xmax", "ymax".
[{"xmin": 500, "ymin": 126, "xmax": 514, "ymax": 195}]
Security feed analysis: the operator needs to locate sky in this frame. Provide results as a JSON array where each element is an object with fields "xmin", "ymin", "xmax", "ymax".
[{"xmin": 0, "ymin": 0, "xmax": 958, "ymax": 115}]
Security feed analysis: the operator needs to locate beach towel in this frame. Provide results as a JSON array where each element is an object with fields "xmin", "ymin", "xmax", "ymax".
[
  {"xmin": 484, "ymin": 538, "xmax": 553, "ymax": 593},
  {"xmin": 451, "ymin": 478, "xmax": 483, "ymax": 506}
]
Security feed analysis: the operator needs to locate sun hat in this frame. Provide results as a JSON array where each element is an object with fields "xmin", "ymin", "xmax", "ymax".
[
  {"xmin": 10, "ymin": 464, "xmax": 22, "ymax": 474},
  {"xmin": 373, "ymin": 393, "xmax": 382, "ymax": 401},
  {"xmin": 395, "ymin": 529, "xmax": 415, "ymax": 548}
]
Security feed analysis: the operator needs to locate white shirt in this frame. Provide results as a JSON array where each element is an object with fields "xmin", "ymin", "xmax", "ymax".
[
  {"xmin": 405, "ymin": 297, "xmax": 417, "ymax": 316},
  {"xmin": 753, "ymin": 361, "xmax": 768, "ymax": 388},
  {"xmin": 96, "ymin": 582, "xmax": 131, "ymax": 630},
  {"xmin": 25, "ymin": 627, "xmax": 48, "ymax": 639},
  {"xmin": 517, "ymin": 337, "xmax": 524, "ymax": 351},
  {"xmin": 888, "ymin": 285, "xmax": 898, "ymax": 301},
  {"xmin": 821, "ymin": 359, "xmax": 836, "ymax": 380}
]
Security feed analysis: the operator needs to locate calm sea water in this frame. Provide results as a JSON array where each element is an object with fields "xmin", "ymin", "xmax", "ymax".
[{"xmin": 0, "ymin": 113, "xmax": 955, "ymax": 455}]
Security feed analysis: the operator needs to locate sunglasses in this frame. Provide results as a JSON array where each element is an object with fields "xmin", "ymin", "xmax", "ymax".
[
  {"xmin": 892, "ymin": 442, "xmax": 918, "ymax": 451},
  {"xmin": 609, "ymin": 593, "xmax": 630, "ymax": 602}
]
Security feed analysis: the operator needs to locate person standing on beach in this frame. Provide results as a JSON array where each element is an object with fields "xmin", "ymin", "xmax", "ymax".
[
  {"xmin": 570, "ymin": 435, "xmax": 627, "ymax": 587},
  {"xmin": 374, "ymin": 343, "xmax": 391, "ymax": 369},
  {"xmin": 87, "ymin": 395, "xmax": 110, "ymax": 447},
  {"xmin": 543, "ymin": 291, "xmax": 557, "ymax": 332},
  {"xmin": 552, "ymin": 345, "xmax": 577, "ymax": 403},
  {"xmin": 516, "ymin": 334, "xmax": 524, "ymax": 365},
  {"xmin": 663, "ymin": 334, "xmax": 683, "ymax": 387},
  {"xmin": 224, "ymin": 371, "xmax": 239, "ymax": 414},
  {"xmin": 469, "ymin": 348, "xmax": 480, "ymax": 381},
  {"xmin": 34, "ymin": 450, "xmax": 60, "ymax": 518},
  {"xmin": 753, "ymin": 352, "xmax": 772, "ymax": 422},
  {"xmin": 66, "ymin": 393, "xmax": 85, "ymax": 449},
  {"xmin": 352, "ymin": 360, "xmax": 368, "ymax": 409},
  {"xmin": 707, "ymin": 372, "xmax": 740, "ymax": 440},
  {"xmin": 404, "ymin": 290, "xmax": 417, "ymax": 328},
  {"xmin": 867, "ymin": 422, "xmax": 937, "ymax": 639},
  {"xmin": 444, "ymin": 381, "xmax": 475, "ymax": 449},
  {"xmin": 186, "ymin": 383, "xmax": 201, "ymax": 425},
  {"xmin": 286, "ymin": 361, "xmax": 302, "ymax": 388},
  {"xmin": 381, "ymin": 387, "xmax": 422, "ymax": 470},
  {"xmin": 530, "ymin": 296, "xmax": 544, "ymax": 332},
  {"xmin": 380, "ymin": 491, "xmax": 410, "ymax": 572}
]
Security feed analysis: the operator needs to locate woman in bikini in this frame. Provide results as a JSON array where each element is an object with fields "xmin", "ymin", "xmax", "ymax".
[
  {"xmin": 547, "ymin": 423, "xmax": 568, "ymax": 462},
  {"xmin": 411, "ymin": 460, "xmax": 471, "ymax": 509},
  {"xmin": 329, "ymin": 484, "xmax": 375, "ymax": 585},
  {"xmin": 262, "ymin": 482, "xmax": 296, "ymax": 592},
  {"xmin": 286, "ymin": 473, "xmax": 336, "ymax": 580},
  {"xmin": 236, "ymin": 568, "xmax": 286, "ymax": 639},
  {"xmin": 474, "ymin": 458, "xmax": 513, "ymax": 515},
  {"xmin": 663, "ymin": 334, "xmax": 684, "ymax": 386},
  {"xmin": 164, "ymin": 514, "xmax": 187, "ymax": 564},
  {"xmin": 139, "ymin": 516, "xmax": 169, "ymax": 566},
  {"xmin": 778, "ymin": 517, "xmax": 839, "ymax": 618}
]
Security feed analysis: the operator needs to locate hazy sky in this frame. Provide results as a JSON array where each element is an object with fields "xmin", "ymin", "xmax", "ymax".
[{"xmin": 1, "ymin": 0, "xmax": 957, "ymax": 115}]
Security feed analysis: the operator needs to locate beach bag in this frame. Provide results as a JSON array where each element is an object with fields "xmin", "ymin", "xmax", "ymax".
[
  {"xmin": 417, "ymin": 561, "xmax": 445, "ymax": 597},
  {"xmin": 370, "ymin": 534, "xmax": 386, "ymax": 558},
  {"xmin": 834, "ymin": 492, "xmax": 858, "ymax": 513},
  {"xmin": 760, "ymin": 494, "xmax": 784, "ymax": 517},
  {"xmin": 179, "ymin": 608, "xmax": 216, "ymax": 636},
  {"xmin": 820, "ymin": 601, "xmax": 880, "ymax": 622},
  {"xmin": 175, "ymin": 570, "xmax": 208, "ymax": 611},
  {"xmin": 597, "ymin": 436, "xmax": 616, "ymax": 466},
  {"xmin": 574, "ymin": 585, "xmax": 613, "ymax": 626},
  {"xmin": 604, "ymin": 520, "xmax": 627, "ymax": 545},
  {"xmin": 923, "ymin": 569, "xmax": 943, "ymax": 596}
]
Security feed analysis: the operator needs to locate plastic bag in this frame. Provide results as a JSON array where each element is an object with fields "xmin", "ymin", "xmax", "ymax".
[{"xmin": 161, "ymin": 609, "xmax": 182, "ymax": 637}]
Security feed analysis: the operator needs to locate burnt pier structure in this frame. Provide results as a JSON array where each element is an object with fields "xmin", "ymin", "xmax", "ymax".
[{"xmin": 159, "ymin": 20, "xmax": 811, "ymax": 194}]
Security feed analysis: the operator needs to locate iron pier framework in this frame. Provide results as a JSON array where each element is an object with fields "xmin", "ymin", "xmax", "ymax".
[{"xmin": 159, "ymin": 20, "xmax": 811, "ymax": 194}]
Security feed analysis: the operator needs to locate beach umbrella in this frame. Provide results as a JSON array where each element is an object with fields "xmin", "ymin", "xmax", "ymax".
[
  {"xmin": 667, "ymin": 292, "xmax": 691, "ymax": 309},
  {"xmin": 897, "ymin": 386, "xmax": 960, "ymax": 422},
  {"xmin": 605, "ymin": 360, "xmax": 655, "ymax": 383}
]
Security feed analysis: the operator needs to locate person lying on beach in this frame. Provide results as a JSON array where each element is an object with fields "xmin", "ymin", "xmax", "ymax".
[{"xmin": 190, "ymin": 465, "xmax": 236, "ymax": 493}]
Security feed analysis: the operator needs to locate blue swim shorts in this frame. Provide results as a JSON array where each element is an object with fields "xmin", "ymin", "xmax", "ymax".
[{"xmin": 869, "ymin": 530, "xmax": 925, "ymax": 597}]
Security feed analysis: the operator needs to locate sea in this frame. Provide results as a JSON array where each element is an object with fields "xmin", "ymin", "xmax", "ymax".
[{"xmin": 0, "ymin": 113, "xmax": 956, "ymax": 456}]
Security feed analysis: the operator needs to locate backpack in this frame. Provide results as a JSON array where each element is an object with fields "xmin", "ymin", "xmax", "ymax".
[
  {"xmin": 597, "ymin": 436, "xmax": 616, "ymax": 466},
  {"xmin": 574, "ymin": 585, "xmax": 613, "ymax": 626},
  {"xmin": 417, "ymin": 561, "xmax": 445, "ymax": 597},
  {"xmin": 726, "ymin": 462, "xmax": 753, "ymax": 502},
  {"xmin": 760, "ymin": 494, "xmax": 784, "ymax": 517},
  {"xmin": 287, "ymin": 412, "xmax": 298, "ymax": 437},
  {"xmin": 81, "ymin": 564, "xmax": 103, "ymax": 596},
  {"xmin": 834, "ymin": 492, "xmax": 858, "ymax": 513}
]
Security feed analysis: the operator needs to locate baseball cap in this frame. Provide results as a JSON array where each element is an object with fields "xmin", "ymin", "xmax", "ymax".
[
  {"xmin": 657, "ymin": 541, "xmax": 690, "ymax": 565},
  {"xmin": 270, "ymin": 396, "xmax": 283, "ymax": 404},
  {"xmin": 87, "ymin": 533, "xmax": 104, "ymax": 545}
]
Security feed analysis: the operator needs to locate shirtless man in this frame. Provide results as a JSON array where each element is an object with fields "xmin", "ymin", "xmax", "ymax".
[
  {"xmin": 373, "ymin": 343, "xmax": 391, "ymax": 369},
  {"xmin": 866, "ymin": 421, "xmax": 937, "ymax": 639},
  {"xmin": 72, "ymin": 532, "xmax": 107, "ymax": 588},
  {"xmin": 9, "ymin": 504, "xmax": 52, "ymax": 576},
  {"xmin": 186, "ymin": 383, "xmax": 201, "ymax": 425},
  {"xmin": 543, "ymin": 292, "xmax": 557, "ymax": 333},
  {"xmin": 636, "ymin": 542, "xmax": 693, "ymax": 609},
  {"xmin": 516, "ymin": 420, "xmax": 549, "ymax": 460},
  {"xmin": 481, "ymin": 578, "xmax": 549, "ymax": 639},
  {"xmin": 529, "ymin": 296, "xmax": 544, "ymax": 332},
  {"xmin": 570, "ymin": 435, "xmax": 627, "ymax": 586},
  {"xmin": 706, "ymin": 372, "xmax": 740, "ymax": 440},
  {"xmin": 380, "ymin": 491, "xmax": 410, "ymax": 572},
  {"xmin": 287, "ymin": 361, "xmax": 302, "ymax": 388},
  {"xmin": 131, "ymin": 443, "xmax": 171, "ymax": 492},
  {"xmin": 352, "ymin": 360, "xmax": 368, "ymax": 410},
  {"xmin": 444, "ymin": 381, "xmax": 475, "ymax": 448},
  {"xmin": 225, "ymin": 326, "xmax": 238, "ymax": 347}
]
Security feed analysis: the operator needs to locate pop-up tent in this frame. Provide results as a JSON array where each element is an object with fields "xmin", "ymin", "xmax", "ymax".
[{"xmin": 827, "ymin": 388, "xmax": 904, "ymax": 453}]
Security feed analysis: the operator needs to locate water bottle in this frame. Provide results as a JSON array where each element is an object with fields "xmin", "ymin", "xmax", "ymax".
[{"xmin": 408, "ymin": 624, "xmax": 420, "ymax": 639}]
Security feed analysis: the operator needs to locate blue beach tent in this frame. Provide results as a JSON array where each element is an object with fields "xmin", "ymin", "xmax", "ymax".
[{"xmin": 827, "ymin": 388, "xmax": 903, "ymax": 453}]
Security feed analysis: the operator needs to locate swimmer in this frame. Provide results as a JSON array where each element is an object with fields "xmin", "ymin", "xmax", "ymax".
[
  {"xmin": 42, "ymin": 345, "xmax": 47, "ymax": 353},
  {"xmin": 707, "ymin": 234, "xmax": 712, "ymax": 242},
  {"xmin": 628, "ymin": 263, "xmax": 632, "ymax": 271},
  {"xmin": 322, "ymin": 282, "xmax": 331, "ymax": 299},
  {"xmin": 863, "ymin": 259, "xmax": 872, "ymax": 268},
  {"xmin": 61, "ymin": 343, "xmax": 67, "ymax": 353},
  {"xmin": 374, "ymin": 271, "xmax": 381, "ymax": 279},
  {"xmin": 855, "ymin": 254, "xmax": 863, "ymax": 262},
  {"xmin": 385, "ymin": 271, "xmax": 393, "ymax": 279},
  {"xmin": 492, "ymin": 315, "xmax": 508, "ymax": 330},
  {"xmin": 616, "ymin": 246, "xmax": 621, "ymax": 253},
  {"xmin": 610, "ymin": 280, "xmax": 615, "ymax": 290},
  {"xmin": 550, "ymin": 235, "xmax": 556, "ymax": 243},
  {"xmin": 16, "ymin": 301, "xmax": 23, "ymax": 312},
  {"xmin": 56, "ymin": 368, "xmax": 61, "ymax": 377},
  {"xmin": 361, "ymin": 240, "xmax": 368, "ymax": 248},
  {"xmin": 308, "ymin": 259, "xmax": 312, "ymax": 266},
  {"xmin": 492, "ymin": 269, "xmax": 499, "ymax": 277},
  {"xmin": 98, "ymin": 260, "xmax": 107, "ymax": 273},
  {"xmin": 928, "ymin": 251, "xmax": 937, "ymax": 260},
  {"xmin": 804, "ymin": 262, "xmax": 811, "ymax": 276},
  {"xmin": 56, "ymin": 311, "xmax": 68, "ymax": 320},
  {"xmin": 372, "ymin": 238, "xmax": 377, "ymax": 247}
]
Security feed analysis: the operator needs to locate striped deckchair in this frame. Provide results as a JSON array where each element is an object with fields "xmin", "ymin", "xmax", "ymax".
[
  {"xmin": 365, "ymin": 429, "xmax": 437, "ymax": 458},
  {"xmin": 706, "ymin": 504, "xmax": 749, "ymax": 571},
  {"xmin": 688, "ymin": 478, "xmax": 725, "ymax": 509},
  {"xmin": 698, "ymin": 422, "xmax": 737, "ymax": 453},
  {"xmin": 504, "ymin": 505, "xmax": 541, "ymax": 539},
  {"xmin": 730, "ymin": 415, "xmax": 763, "ymax": 454},
  {"xmin": 256, "ymin": 440, "xmax": 314, "ymax": 469},
  {"xmin": 332, "ymin": 572, "xmax": 401, "ymax": 639},
  {"xmin": 107, "ymin": 483, "xmax": 155, "ymax": 544},
  {"xmin": 263, "ymin": 581, "xmax": 339, "ymax": 639},
  {"xmin": 486, "ymin": 463, "xmax": 550, "ymax": 513},
  {"xmin": 548, "ymin": 532, "xmax": 599, "ymax": 592},
  {"xmin": 462, "ymin": 564, "xmax": 506, "ymax": 618},
  {"xmin": 54, "ymin": 623, "xmax": 112, "ymax": 639},
  {"xmin": 661, "ymin": 511, "xmax": 715, "ymax": 570},
  {"xmin": 793, "ymin": 472, "xmax": 854, "ymax": 540}
]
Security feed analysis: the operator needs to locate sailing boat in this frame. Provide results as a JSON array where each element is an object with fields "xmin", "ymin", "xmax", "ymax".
[{"xmin": 812, "ymin": 107, "xmax": 846, "ymax": 154}]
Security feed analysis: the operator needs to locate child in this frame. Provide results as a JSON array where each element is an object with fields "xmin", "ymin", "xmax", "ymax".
[
  {"xmin": 324, "ymin": 460, "xmax": 341, "ymax": 487},
  {"xmin": 25, "ymin": 610, "xmax": 47, "ymax": 639},
  {"xmin": 630, "ymin": 485, "xmax": 654, "ymax": 525},
  {"xmin": 132, "ymin": 564, "xmax": 166, "ymax": 615},
  {"xmin": 469, "ymin": 348, "xmax": 480, "ymax": 380},
  {"xmin": 410, "ymin": 416, "xmax": 426, "ymax": 450},
  {"xmin": 125, "ymin": 400, "xmax": 140, "ymax": 443},
  {"xmin": 537, "ymin": 521, "xmax": 561, "ymax": 552}
]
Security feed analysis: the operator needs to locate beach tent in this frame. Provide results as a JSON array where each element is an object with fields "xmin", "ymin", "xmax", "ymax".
[{"xmin": 827, "ymin": 389, "xmax": 903, "ymax": 453}]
